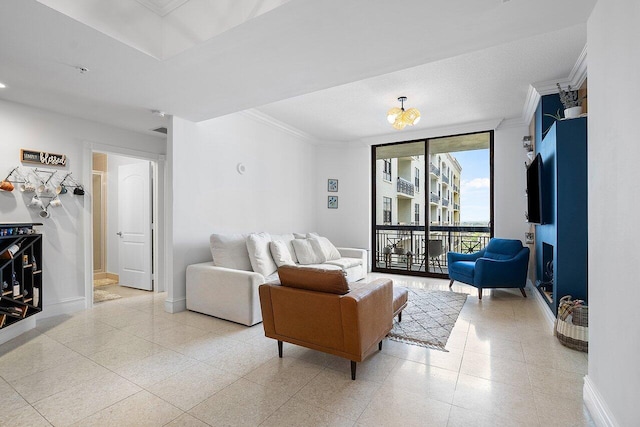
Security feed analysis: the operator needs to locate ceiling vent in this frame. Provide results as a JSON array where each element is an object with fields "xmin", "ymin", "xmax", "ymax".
[{"xmin": 152, "ymin": 127, "xmax": 168, "ymax": 134}]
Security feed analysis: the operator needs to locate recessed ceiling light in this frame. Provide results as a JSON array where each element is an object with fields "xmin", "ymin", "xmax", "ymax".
[
  {"xmin": 0, "ymin": 82, "xmax": 6, "ymax": 89},
  {"xmin": 151, "ymin": 110, "xmax": 166, "ymax": 117}
]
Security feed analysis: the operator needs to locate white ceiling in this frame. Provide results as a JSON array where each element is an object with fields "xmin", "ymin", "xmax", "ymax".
[{"xmin": 0, "ymin": 0, "xmax": 597, "ymax": 141}]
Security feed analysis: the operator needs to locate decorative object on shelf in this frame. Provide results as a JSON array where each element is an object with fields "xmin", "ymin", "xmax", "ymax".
[
  {"xmin": 557, "ymin": 83, "xmax": 586, "ymax": 119},
  {"xmin": 20, "ymin": 148, "xmax": 67, "ymax": 167},
  {"xmin": 328, "ymin": 195, "xmax": 338, "ymax": 209},
  {"xmin": 387, "ymin": 96, "xmax": 421, "ymax": 130},
  {"xmin": 38, "ymin": 208, "xmax": 50, "ymax": 219},
  {"xmin": 328, "ymin": 178, "xmax": 338, "ymax": 192},
  {"xmin": 522, "ymin": 135, "xmax": 533, "ymax": 152}
]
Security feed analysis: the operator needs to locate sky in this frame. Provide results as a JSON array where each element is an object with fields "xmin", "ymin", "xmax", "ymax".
[{"xmin": 451, "ymin": 148, "xmax": 490, "ymax": 223}]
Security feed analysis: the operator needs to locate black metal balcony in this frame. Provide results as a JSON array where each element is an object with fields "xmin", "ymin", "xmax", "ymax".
[
  {"xmin": 397, "ymin": 177, "xmax": 415, "ymax": 196},
  {"xmin": 442, "ymin": 175, "xmax": 450, "ymax": 185},
  {"xmin": 429, "ymin": 163, "xmax": 440, "ymax": 177},
  {"xmin": 374, "ymin": 225, "xmax": 491, "ymax": 274},
  {"xmin": 454, "ymin": 203, "xmax": 460, "ymax": 210},
  {"xmin": 430, "ymin": 193, "xmax": 440, "ymax": 204},
  {"xmin": 453, "ymin": 184, "xmax": 459, "ymax": 192},
  {"xmin": 442, "ymin": 198, "xmax": 449, "ymax": 207}
]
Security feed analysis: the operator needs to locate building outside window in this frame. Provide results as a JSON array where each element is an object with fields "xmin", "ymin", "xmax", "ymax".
[
  {"xmin": 383, "ymin": 197, "xmax": 392, "ymax": 224},
  {"xmin": 414, "ymin": 203, "xmax": 419, "ymax": 224},
  {"xmin": 383, "ymin": 159, "xmax": 392, "ymax": 181},
  {"xmin": 415, "ymin": 167, "xmax": 419, "ymax": 189}
]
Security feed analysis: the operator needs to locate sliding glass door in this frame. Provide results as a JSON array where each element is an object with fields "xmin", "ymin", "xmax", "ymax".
[{"xmin": 372, "ymin": 132, "xmax": 493, "ymax": 277}]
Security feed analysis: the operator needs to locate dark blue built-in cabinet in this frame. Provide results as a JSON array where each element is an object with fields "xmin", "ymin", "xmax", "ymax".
[{"xmin": 534, "ymin": 114, "xmax": 588, "ymax": 315}]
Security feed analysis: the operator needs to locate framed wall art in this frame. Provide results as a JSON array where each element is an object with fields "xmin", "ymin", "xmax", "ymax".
[
  {"xmin": 328, "ymin": 178, "xmax": 338, "ymax": 192},
  {"xmin": 328, "ymin": 195, "xmax": 338, "ymax": 209}
]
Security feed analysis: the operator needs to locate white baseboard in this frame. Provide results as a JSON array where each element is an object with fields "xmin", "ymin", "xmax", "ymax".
[
  {"xmin": 164, "ymin": 297, "xmax": 186, "ymax": 313},
  {"xmin": 0, "ymin": 317, "xmax": 36, "ymax": 346},
  {"xmin": 40, "ymin": 297, "xmax": 87, "ymax": 319},
  {"xmin": 529, "ymin": 279, "xmax": 556, "ymax": 329},
  {"xmin": 584, "ymin": 375, "xmax": 619, "ymax": 427}
]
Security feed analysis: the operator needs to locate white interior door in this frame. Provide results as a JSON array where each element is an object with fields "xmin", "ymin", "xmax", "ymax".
[{"xmin": 118, "ymin": 162, "xmax": 152, "ymax": 290}]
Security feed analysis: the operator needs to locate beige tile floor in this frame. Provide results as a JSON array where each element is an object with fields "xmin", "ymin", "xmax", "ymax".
[{"xmin": 0, "ymin": 274, "xmax": 593, "ymax": 426}]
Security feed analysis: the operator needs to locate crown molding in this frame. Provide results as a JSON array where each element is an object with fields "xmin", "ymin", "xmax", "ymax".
[
  {"xmin": 521, "ymin": 44, "xmax": 587, "ymax": 126},
  {"xmin": 568, "ymin": 44, "xmax": 588, "ymax": 89},
  {"xmin": 240, "ymin": 109, "xmax": 316, "ymax": 142},
  {"xmin": 135, "ymin": 0, "xmax": 190, "ymax": 17},
  {"xmin": 497, "ymin": 117, "xmax": 528, "ymax": 130}
]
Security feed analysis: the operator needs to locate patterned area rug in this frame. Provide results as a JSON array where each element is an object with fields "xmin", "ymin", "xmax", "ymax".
[
  {"xmin": 93, "ymin": 289, "xmax": 122, "ymax": 303},
  {"xmin": 388, "ymin": 288, "xmax": 467, "ymax": 352}
]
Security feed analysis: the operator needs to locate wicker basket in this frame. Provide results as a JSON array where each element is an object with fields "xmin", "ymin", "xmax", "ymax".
[{"xmin": 554, "ymin": 295, "xmax": 588, "ymax": 352}]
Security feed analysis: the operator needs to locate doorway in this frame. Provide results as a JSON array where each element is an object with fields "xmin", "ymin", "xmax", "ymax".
[
  {"xmin": 372, "ymin": 131, "xmax": 494, "ymax": 277},
  {"xmin": 91, "ymin": 152, "xmax": 155, "ymax": 303}
]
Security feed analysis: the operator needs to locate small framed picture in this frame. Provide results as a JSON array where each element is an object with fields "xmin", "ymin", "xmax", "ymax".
[
  {"xmin": 328, "ymin": 179, "xmax": 338, "ymax": 192},
  {"xmin": 328, "ymin": 196, "xmax": 338, "ymax": 209}
]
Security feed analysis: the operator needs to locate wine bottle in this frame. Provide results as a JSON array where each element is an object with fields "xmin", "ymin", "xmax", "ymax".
[
  {"xmin": 12, "ymin": 271, "xmax": 20, "ymax": 297},
  {"xmin": 31, "ymin": 255, "xmax": 37, "ymax": 272}
]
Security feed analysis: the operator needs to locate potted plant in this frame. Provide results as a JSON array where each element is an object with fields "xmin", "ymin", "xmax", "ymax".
[{"xmin": 557, "ymin": 83, "xmax": 586, "ymax": 119}]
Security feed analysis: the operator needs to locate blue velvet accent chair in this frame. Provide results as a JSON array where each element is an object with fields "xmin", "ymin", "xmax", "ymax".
[{"xmin": 447, "ymin": 238, "xmax": 530, "ymax": 300}]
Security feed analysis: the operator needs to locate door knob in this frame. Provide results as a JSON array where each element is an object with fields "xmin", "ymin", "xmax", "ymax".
[{"xmin": 116, "ymin": 231, "xmax": 123, "ymax": 237}]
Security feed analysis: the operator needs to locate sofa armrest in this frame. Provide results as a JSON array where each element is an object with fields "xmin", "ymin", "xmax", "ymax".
[
  {"xmin": 337, "ymin": 247, "xmax": 367, "ymax": 271},
  {"xmin": 186, "ymin": 262, "xmax": 265, "ymax": 326},
  {"xmin": 340, "ymin": 278, "xmax": 393, "ymax": 360}
]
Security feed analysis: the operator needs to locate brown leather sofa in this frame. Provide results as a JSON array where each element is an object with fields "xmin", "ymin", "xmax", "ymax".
[{"xmin": 259, "ymin": 265, "xmax": 407, "ymax": 380}]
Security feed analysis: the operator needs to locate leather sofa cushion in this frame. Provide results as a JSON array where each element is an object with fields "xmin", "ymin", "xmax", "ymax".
[{"xmin": 278, "ymin": 265, "xmax": 350, "ymax": 295}]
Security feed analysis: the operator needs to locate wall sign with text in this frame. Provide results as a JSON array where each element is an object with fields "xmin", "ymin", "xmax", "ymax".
[{"xmin": 21, "ymin": 149, "xmax": 67, "ymax": 167}]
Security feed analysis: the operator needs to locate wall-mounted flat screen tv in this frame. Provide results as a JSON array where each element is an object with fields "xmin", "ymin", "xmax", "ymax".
[{"xmin": 526, "ymin": 153, "xmax": 544, "ymax": 224}]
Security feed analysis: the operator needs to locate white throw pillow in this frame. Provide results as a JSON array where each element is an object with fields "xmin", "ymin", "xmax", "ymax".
[
  {"xmin": 246, "ymin": 232, "xmax": 278, "ymax": 277},
  {"xmin": 291, "ymin": 238, "xmax": 325, "ymax": 265},
  {"xmin": 270, "ymin": 233, "xmax": 298, "ymax": 263},
  {"xmin": 293, "ymin": 232, "xmax": 307, "ymax": 239},
  {"xmin": 269, "ymin": 240, "xmax": 295, "ymax": 267},
  {"xmin": 313, "ymin": 236, "xmax": 341, "ymax": 261},
  {"xmin": 210, "ymin": 233, "xmax": 252, "ymax": 271}
]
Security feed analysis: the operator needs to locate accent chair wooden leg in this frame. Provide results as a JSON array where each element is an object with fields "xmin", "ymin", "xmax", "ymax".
[
  {"xmin": 478, "ymin": 288, "xmax": 483, "ymax": 300},
  {"xmin": 398, "ymin": 311, "xmax": 402, "ymax": 322},
  {"xmin": 449, "ymin": 279, "xmax": 454, "ymax": 288},
  {"xmin": 520, "ymin": 288, "xmax": 527, "ymax": 298},
  {"xmin": 350, "ymin": 361, "xmax": 357, "ymax": 380},
  {"xmin": 277, "ymin": 340, "xmax": 283, "ymax": 358},
  {"xmin": 378, "ymin": 340, "xmax": 383, "ymax": 351}
]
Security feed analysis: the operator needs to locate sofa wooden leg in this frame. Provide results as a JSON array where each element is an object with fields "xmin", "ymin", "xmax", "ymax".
[
  {"xmin": 520, "ymin": 288, "xmax": 527, "ymax": 298},
  {"xmin": 378, "ymin": 340, "xmax": 382, "ymax": 351},
  {"xmin": 277, "ymin": 340, "xmax": 283, "ymax": 358},
  {"xmin": 351, "ymin": 361, "xmax": 357, "ymax": 380},
  {"xmin": 449, "ymin": 279, "xmax": 454, "ymax": 288},
  {"xmin": 478, "ymin": 288, "xmax": 482, "ymax": 300},
  {"xmin": 398, "ymin": 311, "xmax": 402, "ymax": 322}
]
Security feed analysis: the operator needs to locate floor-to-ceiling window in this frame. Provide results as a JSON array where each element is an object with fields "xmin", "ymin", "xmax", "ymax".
[{"xmin": 372, "ymin": 131, "xmax": 493, "ymax": 277}]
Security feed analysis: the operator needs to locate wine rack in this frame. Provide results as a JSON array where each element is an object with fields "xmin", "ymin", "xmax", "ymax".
[{"xmin": 0, "ymin": 223, "xmax": 42, "ymax": 329}]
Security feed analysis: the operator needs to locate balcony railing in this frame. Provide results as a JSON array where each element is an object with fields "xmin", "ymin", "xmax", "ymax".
[
  {"xmin": 429, "ymin": 193, "xmax": 440, "ymax": 204},
  {"xmin": 442, "ymin": 198, "xmax": 449, "ymax": 207},
  {"xmin": 397, "ymin": 177, "xmax": 415, "ymax": 196},
  {"xmin": 453, "ymin": 203, "xmax": 460, "ymax": 210},
  {"xmin": 453, "ymin": 184, "xmax": 459, "ymax": 192},
  {"xmin": 374, "ymin": 225, "xmax": 492, "ymax": 274},
  {"xmin": 442, "ymin": 175, "xmax": 450, "ymax": 185},
  {"xmin": 429, "ymin": 163, "xmax": 441, "ymax": 177}
]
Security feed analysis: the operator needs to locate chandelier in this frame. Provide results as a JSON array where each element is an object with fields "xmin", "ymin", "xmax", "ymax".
[{"xmin": 387, "ymin": 96, "xmax": 421, "ymax": 130}]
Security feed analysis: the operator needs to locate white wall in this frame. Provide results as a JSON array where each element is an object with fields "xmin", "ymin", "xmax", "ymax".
[
  {"xmin": 586, "ymin": 2, "xmax": 640, "ymax": 425},
  {"xmin": 315, "ymin": 143, "xmax": 371, "ymax": 250},
  {"xmin": 314, "ymin": 123, "xmax": 530, "ymax": 270},
  {"xmin": 0, "ymin": 99, "xmax": 165, "ymax": 330},
  {"xmin": 169, "ymin": 113, "xmax": 318, "ymax": 310},
  {"xmin": 105, "ymin": 154, "xmax": 149, "ymax": 275},
  {"xmin": 493, "ymin": 124, "xmax": 530, "ymax": 241}
]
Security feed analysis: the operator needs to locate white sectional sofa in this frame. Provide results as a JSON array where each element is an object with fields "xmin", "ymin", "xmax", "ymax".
[{"xmin": 186, "ymin": 232, "xmax": 367, "ymax": 326}]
